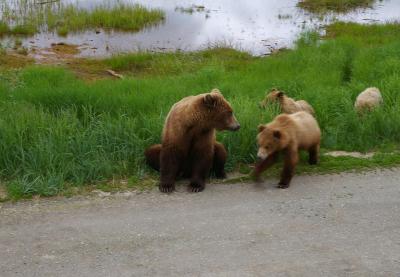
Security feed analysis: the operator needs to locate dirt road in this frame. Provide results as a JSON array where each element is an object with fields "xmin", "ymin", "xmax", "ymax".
[{"xmin": 1, "ymin": 169, "xmax": 400, "ymax": 276}]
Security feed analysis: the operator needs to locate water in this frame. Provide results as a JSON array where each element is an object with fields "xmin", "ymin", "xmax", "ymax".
[{"xmin": 1, "ymin": 0, "xmax": 400, "ymax": 57}]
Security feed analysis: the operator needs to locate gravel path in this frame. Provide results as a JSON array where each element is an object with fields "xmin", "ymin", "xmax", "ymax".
[{"xmin": 1, "ymin": 169, "xmax": 400, "ymax": 276}]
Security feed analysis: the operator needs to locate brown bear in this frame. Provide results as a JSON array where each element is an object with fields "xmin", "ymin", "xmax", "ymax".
[
  {"xmin": 260, "ymin": 89, "xmax": 315, "ymax": 116},
  {"xmin": 252, "ymin": 111, "xmax": 321, "ymax": 188},
  {"xmin": 145, "ymin": 89, "xmax": 240, "ymax": 193}
]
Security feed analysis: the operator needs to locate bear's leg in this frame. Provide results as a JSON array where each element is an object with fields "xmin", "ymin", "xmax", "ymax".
[
  {"xmin": 278, "ymin": 149, "xmax": 298, "ymax": 189},
  {"xmin": 308, "ymin": 143, "xmax": 319, "ymax": 165},
  {"xmin": 189, "ymin": 141, "xmax": 213, "ymax": 193},
  {"xmin": 212, "ymin": 142, "xmax": 227, "ymax": 179},
  {"xmin": 144, "ymin": 144, "xmax": 161, "ymax": 171},
  {"xmin": 252, "ymin": 152, "xmax": 279, "ymax": 181},
  {"xmin": 159, "ymin": 147, "xmax": 183, "ymax": 193}
]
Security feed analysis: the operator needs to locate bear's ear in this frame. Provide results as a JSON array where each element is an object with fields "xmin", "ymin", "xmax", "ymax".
[
  {"xmin": 203, "ymin": 94, "xmax": 218, "ymax": 108},
  {"xmin": 211, "ymin": 88, "xmax": 222, "ymax": 95},
  {"xmin": 277, "ymin": 91, "xmax": 284, "ymax": 98},
  {"xmin": 273, "ymin": 130, "xmax": 281, "ymax": 140},
  {"xmin": 258, "ymin": 124, "xmax": 266, "ymax": 133}
]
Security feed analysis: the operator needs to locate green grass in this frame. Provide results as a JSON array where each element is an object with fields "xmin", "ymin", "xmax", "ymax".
[
  {"xmin": 0, "ymin": 2, "xmax": 165, "ymax": 36},
  {"xmin": 9, "ymin": 24, "xmax": 37, "ymax": 36},
  {"xmin": 1, "ymin": 22, "xmax": 400, "ymax": 199},
  {"xmin": 105, "ymin": 47, "xmax": 254, "ymax": 77},
  {"xmin": 297, "ymin": 0, "xmax": 375, "ymax": 13},
  {"xmin": 0, "ymin": 20, "xmax": 10, "ymax": 34},
  {"xmin": 325, "ymin": 22, "xmax": 400, "ymax": 45}
]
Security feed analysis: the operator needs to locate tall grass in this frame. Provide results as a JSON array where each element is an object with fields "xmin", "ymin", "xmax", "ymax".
[
  {"xmin": 0, "ymin": 1, "xmax": 165, "ymax": 36},
  {"xmin": 1, "ymin": 23, "xmax": 400, "ymax": 198}
]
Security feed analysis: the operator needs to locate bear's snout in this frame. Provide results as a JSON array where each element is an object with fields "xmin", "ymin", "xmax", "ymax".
[
  {"xmin": 257, "ymin": 148, "xmax": 268, "ymax": 160},
  {"xmin": 230, "ymin": 123, "xmax": 241, "ymax": 131},
  {"xmin": 228, "ymin": 115, "xmax": 240, "ymax": 131}
]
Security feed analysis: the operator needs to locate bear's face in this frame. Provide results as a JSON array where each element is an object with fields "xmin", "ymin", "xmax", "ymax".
[
  {"xmin": 256, "ymin": 125, "xmax": 284, "ymax": 160},
  {"xmin": 265, "ymin": 89, "xmax": 284, "ymax": 104},
  {"xmin": 203, "ymin": 92, "xmax": 240, "ymax": 131}
]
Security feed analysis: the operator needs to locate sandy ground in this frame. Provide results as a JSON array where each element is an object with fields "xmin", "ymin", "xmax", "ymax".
[{"xmin": 1, "ymin": 168, "xmax": 400, "ymax": 277}]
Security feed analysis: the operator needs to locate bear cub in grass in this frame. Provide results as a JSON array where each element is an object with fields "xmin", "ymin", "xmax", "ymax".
[
  {"xmin": 145, "ymin": 89, "xmax": 240, "ymax": 193},
  {"xmin": 260, "ymin": 88, "xmax": 315, "ymax": 116},
  {"xmin": 252, "ymin": 111, "xmax": 321, "ymax": 188}
]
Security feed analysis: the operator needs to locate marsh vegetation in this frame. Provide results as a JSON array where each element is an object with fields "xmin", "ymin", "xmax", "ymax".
[
  {"xmin": 0, "ymin": 1, "xmax": 165, "ymax": 36},
  {"xmin": 297, "ymin": 0, "xmax": 376, "ymax": 13}
]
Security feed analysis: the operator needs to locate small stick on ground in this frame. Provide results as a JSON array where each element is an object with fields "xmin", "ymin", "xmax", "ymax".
[{"xmin": 106, "ymin": 70, "xmax": 124, "ymax": 79}]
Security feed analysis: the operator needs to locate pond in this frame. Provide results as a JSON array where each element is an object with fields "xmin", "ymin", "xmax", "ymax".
[{"xmin": 1, "ymin": 0, "xmax": 400, "ymax": 57}]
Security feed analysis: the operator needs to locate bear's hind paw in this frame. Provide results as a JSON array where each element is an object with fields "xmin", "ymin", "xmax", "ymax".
[{"xmin": 277, "ymin": 182, "xmax": 290, "ymax": 189}]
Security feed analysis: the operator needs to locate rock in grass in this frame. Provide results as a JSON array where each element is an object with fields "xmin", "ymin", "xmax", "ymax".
[{"xmin": 354, "ymin": 87, "xmax": 383, "ymax": 112}]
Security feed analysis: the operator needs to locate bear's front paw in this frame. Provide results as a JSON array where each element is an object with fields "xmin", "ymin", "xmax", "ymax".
[
  {"xmin": 189, "ymin": 182, "xmax": 205, "ymax": 193},
  {"xmin": 159, "ymin": 183, "xmax": 175, "ymax": 193},
  {"xmin": 277, "ymin": 182, "xmax": 290, "ymax": 189}
]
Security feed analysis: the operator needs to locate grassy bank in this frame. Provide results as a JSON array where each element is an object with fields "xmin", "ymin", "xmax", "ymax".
[
  {"xmin": 297, "ymin": 0, "xmax": 375, "ymax": 13},
  {"xmin": 0, "ymin": 2, "xmax": 165, "ymax": 36},
  {"xmin": 1, "ymin": 22, "xmax": 400, "ymax": 199},
  {"xmin": 15, "ymin": 47, "xmax": 253, "ymax": 80}
]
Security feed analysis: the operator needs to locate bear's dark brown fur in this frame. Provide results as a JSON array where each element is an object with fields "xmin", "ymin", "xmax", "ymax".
[{"xmin": 145, "ymin": 89, "xmax": 240, "ymax": 193}]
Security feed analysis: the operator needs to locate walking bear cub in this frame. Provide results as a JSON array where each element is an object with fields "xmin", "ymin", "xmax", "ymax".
[
  {"xmin": 145, "ymin": 89, "xmax": 240, "ymax": 193},
  {"xmin": 252, "ymin": 111, "xmax": 321, "ymax": 188}
]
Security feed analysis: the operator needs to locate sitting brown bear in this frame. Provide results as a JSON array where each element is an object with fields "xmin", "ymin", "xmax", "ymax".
[
  {"xmin": 252, "ymin": 111, "xmax": 321, "ymax": 188},
  {"xmin": 145, "ymin": 89, "xmax": 240, "ymax": 193},
  {"xmin": 260, "ymin": 88, "xmax": 315, "ymax": 116}
]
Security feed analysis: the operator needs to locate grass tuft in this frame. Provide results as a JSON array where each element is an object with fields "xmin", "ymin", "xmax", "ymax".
[
  {"xmin": 298, "ymin": 0, "xmax": 375, "ymax": 13},
  {"xmin": 0, "ymin": 2, "xmax": 165, "ymax": 36},
  {"xmin": 0, "ymin": 20, "xmax": 10, "ymax": 34}
]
